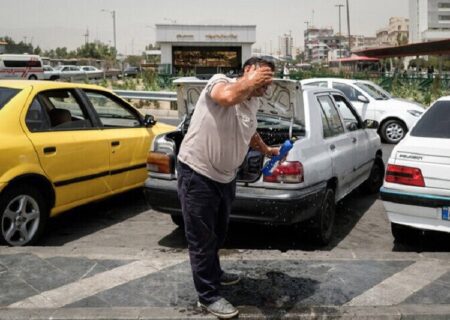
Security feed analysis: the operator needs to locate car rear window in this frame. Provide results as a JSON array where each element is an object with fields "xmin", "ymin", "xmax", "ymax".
[
  {"xmin": 411, "ymin": 101, "xmax": 450, "ymax": 138},
  {"xmin": 0, "ymin": 87, "xmax": 20, "ymax": 110}
]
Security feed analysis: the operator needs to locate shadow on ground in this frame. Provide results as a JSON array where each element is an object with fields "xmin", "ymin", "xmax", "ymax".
[
  {"xmin": 158, "ymin": 190, "xmax": 378, "ymax": 251},
  {"xmin": 38, "ymin": 188, "xmax": 150, "ymax": 246}
]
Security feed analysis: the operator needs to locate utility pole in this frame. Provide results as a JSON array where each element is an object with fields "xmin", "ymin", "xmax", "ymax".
[
  {"xmin": 101, "ymin": 9, "xmax": 117, "ymax": 54},
  {"xmin": 346, "ymin": 0, "xmax": 351, "ymax": 54},
  {"xmin": 83, "ymin": 28, "xmax": 90, "ymax": 45},
  {"xmin": 335, "ymin": 4, "xmax": 344, "ymax": 59}
]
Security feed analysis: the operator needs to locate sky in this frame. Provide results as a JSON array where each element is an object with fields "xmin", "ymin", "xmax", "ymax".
[{"xmin": 1, "ymin": 0, "xmax": 408, "ymax": 55}]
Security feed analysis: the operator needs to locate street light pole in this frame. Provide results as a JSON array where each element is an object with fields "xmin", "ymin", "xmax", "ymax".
[
  {"xmin": 101, "ymin": 9, "xmax": 117, "ymax": 54},
  {"xmin": 335, "ymin": 4, "xmax": 344, "ymax": 59},
  {"xmin": 346, "ymin": 0, "xmax": 351, "ymax": 54}
]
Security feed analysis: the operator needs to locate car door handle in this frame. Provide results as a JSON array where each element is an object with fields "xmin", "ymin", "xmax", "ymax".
[
  {"xmin": 111, "ymin": 141, "xmax": 120, "ymax": 147},
  {"xmin": 352, "ymin": 137, "xmax": 357, "ymax": 143},
  {"xmin": 329, "ymin": 144, "xmax": 336, "ymax": 151},
  {"xmin": 43, "ymin": 146, "xmax": 56, "ymax": 154}
]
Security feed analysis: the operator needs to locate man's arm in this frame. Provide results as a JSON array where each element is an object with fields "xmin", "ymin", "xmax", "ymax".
[
  {"xmin": 249, "ymin": 132, "xmax": 279, "ymax": 157},
  {"xmin": 210, "ymin": 65, "xmax": 273, "ymax": 107}
]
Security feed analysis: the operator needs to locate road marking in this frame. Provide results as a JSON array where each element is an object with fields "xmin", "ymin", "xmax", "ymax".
[
  {"xmin": 345, "ymin": 260, "xmax": 450, "ymax": 306},
  {"xmin": 8, "ymin": 259, "xmax": 183, "ymax": 309}
]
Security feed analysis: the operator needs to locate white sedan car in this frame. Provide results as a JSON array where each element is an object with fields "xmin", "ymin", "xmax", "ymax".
[
  {"xmin": 302, "ymin": 78, "xmax": 425, "ymax": 144},
  {"xmin": 381, "ymin": 96, "xmax": 450, "ymax": 242}
]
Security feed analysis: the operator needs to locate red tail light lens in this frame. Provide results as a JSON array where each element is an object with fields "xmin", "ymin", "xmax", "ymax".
[
  {"xmin": 147, "ymin": 151, "xmax": 174, "ymax": 174},
  {"xmin": 263, "ymin": 161, "xmax": 304, "ymax": 183},
  {"xmin": 385, "ymin": 164, "xmax": 425, "ymax": 187}
]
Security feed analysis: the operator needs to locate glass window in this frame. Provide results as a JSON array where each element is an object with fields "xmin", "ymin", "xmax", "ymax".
[
  {"xmin": 39, "ymin": 90, "xmax": 93, "ymax": 130},
  {"xmin": 25, "ymin": 98, "xmax": 50, "ymax": 132},
  {"xmin": 333, "ymin": 94, "xmax": 362, "ymax": 131},
  {"xmin": 0, "ymin": 87, "xmax": 20, "ymax": 110},
  {"xmin": 411, "ymin": 101, "xmax": 450, "ymax": 138},
  {"xmin": 318, "ymin": 95, "xmax": 344, "ymax": 137},
  {"xmin": 84, "ymin": 90, "xmax": 141, "ymax": 128},
  {"xmin": 354, "ymin": 82, "xmax": 391, "ymax": 100},
  {"xmin": 332, "ymin": 82, "xmax": 362, "ymax": 101},
  {"xmin": 304, "ymin": 81, "xmax": 328, "ymax": 88}
]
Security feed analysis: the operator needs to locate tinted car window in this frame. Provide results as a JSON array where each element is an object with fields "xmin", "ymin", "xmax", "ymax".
[
  {"xmin": 411, "ymin": 101, "xmax": 450, "ymax": 138},
  {"xmin": 257, "ymin": 115, "xmax": 305, "ymax": 145},
  {"xmin": 25, "ymin": 98, "xmax": 50, "ymax": 132},
  {"xmin": 332, "ymin": 94, "xmax": 362, "ymax": 131},
  {"xmin": 84, "ymin": 90, "xmax": 141, "ymax": 128},
  {"xmin": 318, "ymin": 95, "xmax": 344, "ymax": 137},
  {"xmin": 332, "ymin": 82, "xmax": 362, "ymax": 101},
  {"xmin": 0, "ymin": 87, "xmax": 20, "ymax": 110}
]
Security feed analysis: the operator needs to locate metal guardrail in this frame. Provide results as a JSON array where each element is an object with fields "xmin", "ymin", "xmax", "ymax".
[{"xmin": 114, "ymin": 90, "xmax": 177, "ymax": 102}]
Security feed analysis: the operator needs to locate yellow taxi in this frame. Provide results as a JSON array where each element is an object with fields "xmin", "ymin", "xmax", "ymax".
[{"xmin": 0, "ymin": 80, "xmax": 174, "ymax": 246}]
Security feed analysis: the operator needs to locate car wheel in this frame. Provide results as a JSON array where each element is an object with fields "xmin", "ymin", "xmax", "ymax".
[
  {"xmin": 380, "ymin": 119, "xmax": 406, "ymax": 144},
  {"xmin": 0, "ymin": 185, "xmax": 49, "ymax": 246},
  {"xmin": 170, "ymin": 214, "xmax": 184, "ymax": 228},
  {"xmin": 28, "ymin": 75, "xmax": 38, "ymax": 80},
  {"xmin": 391, "ymin": 222, "xmax": 418, "ymax": 243},
  {"xmin": 310, "ymin": 188, "xmax": 335, "ymax": 245},
  {"xmin": 361, "ymin": 158, "xmax": 385, "ymax": 194}
]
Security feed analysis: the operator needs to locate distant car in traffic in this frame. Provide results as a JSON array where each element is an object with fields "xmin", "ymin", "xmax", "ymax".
[
  {"xmin": 0, "ymin": 80, "xmax": 173, "ymax": 246},
  {"xmin": 301, "ymin": 78, "xmax": 425, "ymax": 144},
  {"xmin": 145, "ymin": 78, "xmax": 384, "ymax": 245},
  {"xmin": 123, "ymin": 66, "xmax": 141, "ymax": 78},
  {"xmin": 80, "ymin": 65, "xmax": 104, "ymax": 79},
  {"xmin": 42, "ymin": 65, "xmax": 60, "ymax": 81},
  {"xmin": 381, "ymin": 96, "xmax": 450, "ymax": 242}
]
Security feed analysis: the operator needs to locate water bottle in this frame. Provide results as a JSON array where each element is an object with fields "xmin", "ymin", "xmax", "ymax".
[{"xmin": 261, "ymin": 139, "xmax": 294, "ymax": 176}]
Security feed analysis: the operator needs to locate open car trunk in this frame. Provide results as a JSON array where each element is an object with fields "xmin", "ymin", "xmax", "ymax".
[{"xmin": 169, "ymin": 78, "xmax": 305, "ymax": 182}]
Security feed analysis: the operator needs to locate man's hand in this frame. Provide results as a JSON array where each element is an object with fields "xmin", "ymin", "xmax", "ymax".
[{"xmin": 242, "ymin": 65, "xmax": 274, "ymax": 91}]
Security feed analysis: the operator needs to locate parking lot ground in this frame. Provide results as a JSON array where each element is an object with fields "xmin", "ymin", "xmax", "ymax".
[{"xmin": 2, "ymin": 183, "xmax": 450, "ymax": 319}]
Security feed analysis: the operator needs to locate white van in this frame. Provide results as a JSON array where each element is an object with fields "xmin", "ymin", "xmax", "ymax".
[{"xmin": 0, "ymin": 54, "xmax": 44, "ymax": 80}]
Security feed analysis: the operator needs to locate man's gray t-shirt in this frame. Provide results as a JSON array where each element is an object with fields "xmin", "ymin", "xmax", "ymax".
[{"xmin": 178, "ymin": 74, "xmax": 258, "ymax": 183}]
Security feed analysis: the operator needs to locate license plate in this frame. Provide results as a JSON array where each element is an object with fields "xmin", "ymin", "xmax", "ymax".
[{"xmin": 442, "ymin": 207, "xmax": 449, "ymax": 220}]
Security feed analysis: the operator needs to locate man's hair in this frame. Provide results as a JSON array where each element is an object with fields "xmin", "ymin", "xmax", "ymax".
[{"xmin": 241, "ymin": 57, "xmax": 275, "ymax": 73}]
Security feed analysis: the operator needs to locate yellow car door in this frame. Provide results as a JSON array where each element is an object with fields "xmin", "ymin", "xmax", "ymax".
[
  {"xmin": 22, "ymin": 89, "xmax": 111, "ymax": 214},
  {"xmin": 81, "ymin": 90, "xmax": 150, "ymax": 192}
]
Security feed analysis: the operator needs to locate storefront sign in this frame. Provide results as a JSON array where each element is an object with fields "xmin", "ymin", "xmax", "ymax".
[
  {"xmin": 176, "ymin": 34, "xmax": 194, "ymax": 40},
  {"xmin": 205, "ymin": 34, "xmax": 238, "ymax": 40}
]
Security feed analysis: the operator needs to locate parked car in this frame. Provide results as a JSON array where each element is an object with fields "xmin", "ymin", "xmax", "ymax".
[
  {"xmin": 123, "ymin": 66, "xmax": 141, "ymax": 78},
  {"xmin": 0, "ymin": 80, "xmax": 172, "ymax": 246},
  {"xmin": 80, "ymin": 66, "xmax": 104, "ymax": 79},
  {"xmin": 301, "ymin": 78, "xmax": 425, "ymax": 144},
  {"xmin": 42, "ymin": 65, "xmax": 60, "ymax": 81},
  {"xmin": 145, "ymin": 78, "xmax": 384, "ymax": 245},
  {"xmin": 381, "ymin": 96, "xmax": 450, "ymax": 242}
]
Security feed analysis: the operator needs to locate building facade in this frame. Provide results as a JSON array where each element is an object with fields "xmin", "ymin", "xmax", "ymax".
[
  {"xmin": 304, "ymin": 27, "xmax": 348, "ymax": 63},
  {"xmin": 155, "ymin": 24, "xmax": 255, "ymax": 76},
  {"xmin": 409, "ymin": 0, "xmax": 450, "ymax": 43},
  {"xmin": 279, "ymin": 32, "xmax": 294, "ymax": 59},
  {"xmin": 376, "ymin": 17, "xmax": 409, "ymax": 46}
]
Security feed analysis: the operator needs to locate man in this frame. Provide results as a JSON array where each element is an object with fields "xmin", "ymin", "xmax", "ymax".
[{"xmin": 177, "ymin": 57, "xmax": 278, "ymax": 318}]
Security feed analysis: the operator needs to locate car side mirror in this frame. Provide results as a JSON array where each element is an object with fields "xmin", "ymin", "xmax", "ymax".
[
  {"xmin": 364, "ymin": 119, "xmax": 379, "ymax": 129},
  {"xmin": 357, "ymin": 95, "xmax": 369, "ymax": 103},
  {"xmin": 144, "ymin": 114, "xmax": 157, "ymax": 127}
]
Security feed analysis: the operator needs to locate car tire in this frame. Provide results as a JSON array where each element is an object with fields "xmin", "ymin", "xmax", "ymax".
[
  {"xmin": 0, "ymin": 185, "xmax": 49, "ymax": 246},
  {"xmin": 28, "ymin": 75, "xmax": 38, "ymax": 80},
  {"xmin": 310, "ymin": 188, "xmax": 336, "ymax": 245},
  {"xmin": 170, "ymin": 214, "xmax": 184, "ymax": 228},
  {"xmin": 380, "ymin": 119, "xmax": 406, "ymax": 144},
  {"xmin": 391, "ymin": 222, "xmax": 418, "ymax": 243},
  {"xmin": 361, "ymin": 157, "xmax": 385, "ymax": 194}
]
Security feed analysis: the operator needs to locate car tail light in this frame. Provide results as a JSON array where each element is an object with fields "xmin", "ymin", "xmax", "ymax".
[
  {"xmin": 385, "ymin": 164, "xmax": 425, "ymax": 187},
  {"xmin": 147, "ymin": 151, "xmax": 174, "ymax": 174},
  {"xmin": 263, "ymin": 161, "xmax": 304, "ymax": 183}
]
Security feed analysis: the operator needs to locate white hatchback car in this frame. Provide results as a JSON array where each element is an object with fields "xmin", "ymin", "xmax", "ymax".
[
  {"xmin": 302, "ymin": 78, "xmax": 425, "ymax": 144},
  {"xmin": 381, "ymin": 96, "xmax": 450, "ymax": 242}
]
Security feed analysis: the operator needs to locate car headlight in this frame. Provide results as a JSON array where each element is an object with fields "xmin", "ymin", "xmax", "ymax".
[{"xmin": 407, "ymin": 110, "xmax": 423, "ymax": 117}]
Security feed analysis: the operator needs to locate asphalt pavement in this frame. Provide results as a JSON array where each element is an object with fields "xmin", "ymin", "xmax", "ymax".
[{"xmin": 2, "ymin": 143, "xmax": 450, "ymax": 319}]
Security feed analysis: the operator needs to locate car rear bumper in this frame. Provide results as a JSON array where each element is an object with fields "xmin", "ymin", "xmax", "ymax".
[
  {"xmin": 381, "ymin": 187, "xmax": 450, "ymax": 233},
  {"xmin": 145, "ymin": 178, "xmax": 327, "ymax": 225}
]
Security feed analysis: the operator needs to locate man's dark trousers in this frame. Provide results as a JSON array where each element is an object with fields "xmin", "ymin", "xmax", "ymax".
[{"xmin": 177, "ymin": 161, "xmax": 236, "ymax": 304}]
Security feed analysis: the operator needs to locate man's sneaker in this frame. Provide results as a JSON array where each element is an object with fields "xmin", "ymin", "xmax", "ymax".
[
  {"xmin": 220, "ymin": 272, "xmax": 241, "ymax": 286},
  {"xmin": 197, "ymin": 298, "xmax": 239, "ymax": 319}
]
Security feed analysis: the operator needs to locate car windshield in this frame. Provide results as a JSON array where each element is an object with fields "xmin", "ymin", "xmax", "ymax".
[
  {"xmin": 411, "ymin": 100, "xmax": 450, "ymax": 138},
  {"xmin": 355, "ymin": 82, "xmax": 391, "ymax": 100},
  {"xmin": 0, "ymin": 87, "xmax": 20, "ymax": 110}
]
